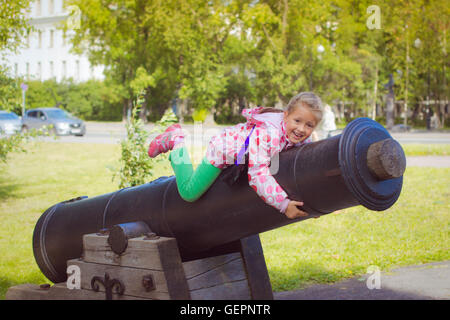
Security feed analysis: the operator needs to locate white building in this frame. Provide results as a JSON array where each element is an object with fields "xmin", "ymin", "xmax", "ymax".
[{"xmin": 3, "ymin": 0, "xmax": 104, "ymax": 82}]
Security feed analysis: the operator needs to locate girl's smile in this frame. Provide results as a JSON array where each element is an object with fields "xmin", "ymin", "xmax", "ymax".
[{"xmin": 283, "ymin": 104, "xmax": 318, "ymax": 144}]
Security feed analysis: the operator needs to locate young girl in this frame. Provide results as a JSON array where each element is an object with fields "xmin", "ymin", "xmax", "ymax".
[{"xmin": 148, "ymin": 92, "xmax": 323, "ymax": 219}]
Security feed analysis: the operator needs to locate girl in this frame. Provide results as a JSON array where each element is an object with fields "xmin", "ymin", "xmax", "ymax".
[{"xmin": 148, "ymin": 92, "xmax": 323, "ymax": 219}]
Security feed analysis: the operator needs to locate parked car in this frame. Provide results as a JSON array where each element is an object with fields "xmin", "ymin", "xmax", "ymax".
[
  {"xmin": 22, "ymin": 107, "xmax": 86, "ymax": 136},
  {"xmin": 0, "ymin": 110, "xmax": 22, "ymax": 135},
  {"xmin": 391, "ymin": 124, "xmax": 411, "ymax": 132}
]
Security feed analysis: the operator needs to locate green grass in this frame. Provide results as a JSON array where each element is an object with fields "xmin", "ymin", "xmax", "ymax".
[
  {"xmin": 401, "ymin": 144, "xmax": 450, "ymax": 156},
  {"xmin": 0, "ymin": 142, "xmax": 449, "ymax": 298},
  {"xmin": 262, "ymin": 166, "xmax": 450, "ymax": 291}
]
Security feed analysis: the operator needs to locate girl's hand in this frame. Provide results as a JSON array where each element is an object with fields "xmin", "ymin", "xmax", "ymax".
[{"xmin": 285, "ymin": 201, "xmax": 309, "ymax": 219}]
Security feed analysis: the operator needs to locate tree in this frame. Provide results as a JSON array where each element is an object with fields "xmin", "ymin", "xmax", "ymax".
[
  {"xmin": 67, "ymin": 0, "xmax": 180, "ymax": 121},
  {"xmin": 0, "ymin": 0, "xmax": 38, "ymax": 163},
  {"xmin": 64, "ymin": 0, "xmax": 448, "ymax": 127},
  {"xmin": 0, "ymin": 0, "xmax": 31, "ymax": 53}
]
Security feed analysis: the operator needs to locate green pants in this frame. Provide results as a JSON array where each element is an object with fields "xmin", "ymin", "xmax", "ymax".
[{"xmin": 169, "ymin": 146, "xmax": 221, "ymax": 202}]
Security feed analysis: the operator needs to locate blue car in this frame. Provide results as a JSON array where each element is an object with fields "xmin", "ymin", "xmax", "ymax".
[
  {"xmin": 22, "ymin": 107, "xmax": 86, "ymax": 136},
  {"xmin": 0, "ymin": 110, "xmax": 22, "ymax": 135}
]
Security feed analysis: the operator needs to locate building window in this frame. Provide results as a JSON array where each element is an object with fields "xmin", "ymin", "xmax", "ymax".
[
  {"xmin": 62, "ymin": 60, "xmax": 67, "ymax": 79},
  {"xmin": 14, "ymin": 63, "xmax": 18, "ymax": 78},
  {"xmin": 26, "ymin": 62, "xmax": 30, "ymax": 80},
  {"xmin": 49, "ymin": 0, "xmax": 54, "ymax": 15},
  {"xmin": 49, "ymin": 61, "xmax": 54, "ymax": 78},
  {"xmin": 49, "ymin": 30, "xmax": 54, "ymax": 48},
  {"xmin": 76, "ymin": 60, "xmax": 80, "ymax": 80},
  {"xmin": 36, "ymin": 0, "xmax": 41, "ymax": 16},
  {"xmin": 26, "ymin": 31, "xmax": 30, "ymax": 48},
  {"xmin": 38, "ymin": 30, "xmax": 42, "ymax": 49},
  {"xmin": 37, "ymin": 62, "xmax": 42, "ymax": 80}
]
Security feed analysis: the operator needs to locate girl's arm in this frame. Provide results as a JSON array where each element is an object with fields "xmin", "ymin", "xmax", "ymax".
[{"xmin": 247, "ymin": 126, "xmax": 293, "ymax": 214}]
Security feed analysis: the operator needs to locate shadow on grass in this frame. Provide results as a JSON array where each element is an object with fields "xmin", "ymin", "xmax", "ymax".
[
  {"xmin": 0, "ymin": 181, "xmax": 23, "ymax": 201},
  {"xmin": 267, "ymin": 262, "xmax": 345, "ymax": 293},
  {"xmin": 0, "ymin": 167, "xmax": 25, "ymax": 201}
]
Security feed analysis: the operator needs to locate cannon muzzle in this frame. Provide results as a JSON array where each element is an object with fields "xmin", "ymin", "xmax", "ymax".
[{"xmin": 33, "ymin": 118, "xmax": 405, "ymax": 283}]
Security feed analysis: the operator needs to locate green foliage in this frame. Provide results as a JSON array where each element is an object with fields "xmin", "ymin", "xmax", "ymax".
[
  {"xmin": 0, "ymin": 0, "xmax": 32, "ymax": 52},
  {"xmin": 0, "ymin": 133, "xmax": 29, "ymax": 163},
  {"xmin": 0, "ymin": 66, "xmax": 21, "ymax": 113},
  {"xmin": 192, "ymin": 108, "xmax": 209, "ymax": 122},
  {"xmin": 13, "ymin": 0, "xmax": 448, "ymax": 125},
  {"xmin": 24, "ymin": 79, "xmax": 122, "ymax": 121},
  {"xmin": 114, "ymin": 98, "xmax": 152, "ymax": 189},
  {"xmin": 113, "ymin": 92, "xmax": 178, "ymax": 189},
  {"xmin": 0, "ymin": 127, "xmax": 50, "ymax": 163}
]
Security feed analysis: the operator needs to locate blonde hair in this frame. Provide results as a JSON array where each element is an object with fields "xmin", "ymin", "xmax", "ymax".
[
  {"xmin": 285, "ymin": 92, "xmax": 323, "ymax": 123},
  {"xmin": 258, "ymin": 92, "xmax": 323, "ymax": 123}
]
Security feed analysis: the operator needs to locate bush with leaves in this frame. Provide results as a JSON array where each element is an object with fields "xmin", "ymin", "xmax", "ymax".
[
  {"xmin": 114, "ymin": 95, "xmax": 177, "ymax": 189},
  {"xmin": 0, "ymin": 127, "xmax": 51, "ymax": 163}
]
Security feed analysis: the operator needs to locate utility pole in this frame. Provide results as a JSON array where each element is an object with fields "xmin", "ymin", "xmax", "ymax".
[
  {"xmin": 20, "ymin": 82, "xmax": 28, "ymax": 117},
  {"xmin": 404, "ymin": 25, "xmax": 409, "ymax": 127}
]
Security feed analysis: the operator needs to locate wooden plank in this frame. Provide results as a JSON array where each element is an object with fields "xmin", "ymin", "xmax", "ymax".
[
  {"xmin": 185, "ymin": 254, "xmax": 248, "ymax": 291},
  {"xmin": 82, "ymin": 234, "xmax": 173, "ymax": 270},
  {"xmin": 157, "ymin": 238, "xmax": 191, "ymax": 300},
  {"xmin": 240, "ymin": 235, "xmax": 274, "ymax": 300},
  {"xmin": 189, "ymin": 280, "xmax": 251, "ymax": 300},
  {"xmin": 68, "ymin": 259, "xmax": 171, "ymax": 300},
  {"xmin": 183, "ymin": 252, "xmax": 241, "ymax": 278},
  {"xmin": 82, "ymin": 234, "xmax": 190, "ymax": 299},
  {"xmin": 5, "ymin": 283, "xmax": 148, "ymax": 300}
]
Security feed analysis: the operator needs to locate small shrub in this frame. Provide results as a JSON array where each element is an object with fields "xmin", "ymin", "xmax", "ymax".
[{"xmin": 113, "ymin": 94, "xmax": 177, "ymax": 188}]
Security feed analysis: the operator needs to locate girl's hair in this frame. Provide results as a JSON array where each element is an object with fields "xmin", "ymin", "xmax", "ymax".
[{"xmin": 259, "ymin": 92, "xmax": 323, "ymax": 123}]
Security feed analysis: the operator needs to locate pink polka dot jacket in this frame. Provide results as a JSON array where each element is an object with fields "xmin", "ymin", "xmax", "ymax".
[{"xmin": 206, "ymin": 107, "xmax": 312, "ymax": 213}]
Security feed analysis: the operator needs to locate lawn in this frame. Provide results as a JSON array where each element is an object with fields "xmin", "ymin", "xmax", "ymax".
[
  {"xmin": 0, "ymin": 141, "xmax": 449, "ymax": 299},
  {"xmin": 401, "ymin": 143, "xmax": 450, "ymax": 156}
]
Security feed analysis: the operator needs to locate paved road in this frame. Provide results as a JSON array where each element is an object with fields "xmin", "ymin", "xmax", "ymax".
[
  {"xmin": 35, "ymin": 122, "xmax": 450, "ymax": 168},
  {"xmin": 38, "ymin": 121, "xmax": 450, "ymax": 145},
  {"xmin": 274, "ymin": 260, "xmax": 450, "ymax": 300}
]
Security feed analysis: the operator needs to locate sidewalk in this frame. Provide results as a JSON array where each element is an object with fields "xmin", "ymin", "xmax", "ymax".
[
  {"xmin": 274, "ymin": 260, "xmax": 450, "ymax": 300},
  {"xmin": 407, "ymin": 156, "xmax": 450, "ymax": 168}
]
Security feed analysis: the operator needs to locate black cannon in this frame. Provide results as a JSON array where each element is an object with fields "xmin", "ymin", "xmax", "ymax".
[{"xmin": 33, "ymin": 118, "xmax": 406, "ymax": 284}]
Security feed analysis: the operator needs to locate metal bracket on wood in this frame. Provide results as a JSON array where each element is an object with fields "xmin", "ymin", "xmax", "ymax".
[
  {"xmin": 142, "ymin": 274, "xmax": 155, "ymax": 292},
  {"xmin": 91, "ymin": 272, "xmax": 125, "ymax": 300}
]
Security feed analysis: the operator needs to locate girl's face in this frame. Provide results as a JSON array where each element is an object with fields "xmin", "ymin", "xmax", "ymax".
[{"xmin": 283, "ymin": 104, "xmax": 318, "ymax": 144}]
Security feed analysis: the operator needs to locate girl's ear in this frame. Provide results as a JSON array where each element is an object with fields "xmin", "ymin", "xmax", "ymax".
[{"xmin": 283, "ymin": 110, "xmax": 288, "ymax": 120}]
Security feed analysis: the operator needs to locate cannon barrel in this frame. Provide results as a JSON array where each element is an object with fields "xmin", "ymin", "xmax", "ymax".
[{"xmin": 33, "ymin": 118, "xmax": 406, "ymax": 283}]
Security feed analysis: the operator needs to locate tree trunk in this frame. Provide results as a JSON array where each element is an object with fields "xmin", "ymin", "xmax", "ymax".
[
  {"xmin": 139, "ymin": 90, "xmax": 151, "ymax": 123},
  {"xmin": 386, "ymin": 92, "xmax": 395, "ymax": 129},
  {"xmin": 372, "ymin": 62, "xmax": 379, "ymax": 120},
  {"xmin": 122, "ymin": 99, "xmax": 130, "ymax": 122}
]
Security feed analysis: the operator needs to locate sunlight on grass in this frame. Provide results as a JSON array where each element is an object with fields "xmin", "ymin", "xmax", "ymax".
[{"xmin": 401, "ymin": 144, "xmax": 450, "ymax": 156}]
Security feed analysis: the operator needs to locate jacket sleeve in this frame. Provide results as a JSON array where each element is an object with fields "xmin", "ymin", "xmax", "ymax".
[{"xmin": 247, "ymin": 126, "xmax": 290, "ymax": 213}]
